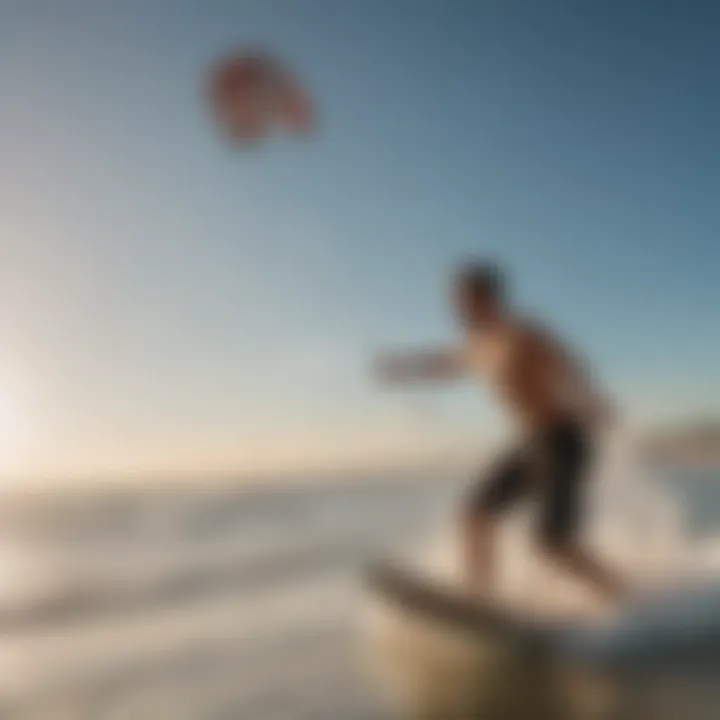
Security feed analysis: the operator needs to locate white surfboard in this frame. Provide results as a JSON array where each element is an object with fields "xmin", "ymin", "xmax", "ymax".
[{"xmin": 363, "ymin": 560, "xmax": 552, "ymax": 650}]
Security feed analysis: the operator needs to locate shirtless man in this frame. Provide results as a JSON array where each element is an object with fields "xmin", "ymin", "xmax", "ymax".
[{"xmin": 375, "ymin": 261, "xmax": 625, "ymax": 602}]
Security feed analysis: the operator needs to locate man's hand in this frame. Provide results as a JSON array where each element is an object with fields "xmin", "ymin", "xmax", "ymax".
[
  {"xmin": 372, "ymin": 348, "xmax": 462, "ymax": 385},
  {"xmin": 373, "ymin": 355, "xmax": 409, "ymax": 385}
]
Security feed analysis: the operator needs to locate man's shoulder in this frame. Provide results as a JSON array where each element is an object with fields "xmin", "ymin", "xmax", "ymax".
[{"xmin": 511, "ymin": 315, "xmax": 554, "ymax": 342}]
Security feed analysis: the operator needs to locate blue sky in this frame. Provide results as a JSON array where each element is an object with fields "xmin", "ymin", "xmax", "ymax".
[{"xmin": 0, "ymin": 0, "xmax": 718, "ymax": 479}]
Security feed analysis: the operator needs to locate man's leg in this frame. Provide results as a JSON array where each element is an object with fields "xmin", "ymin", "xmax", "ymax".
[
  {"xmin": 541, "ymin": 540, "xmax": 626, "ymax": 602},
  {"xmin": 460, "ymin": 453, "xmax": 528, "ymax": 595},
  {"xmin": 538, "ymin": 422, "xmax": 627, "ymax": 603},
  {"xmin": 460, "ymin": 509, "xmax": 496, "ymax": 594}
]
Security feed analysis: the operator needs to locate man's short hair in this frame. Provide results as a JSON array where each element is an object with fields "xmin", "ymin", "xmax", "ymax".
[{"xmin": 454, "ymin": 261, "xmax": 506, "ymax": 300}]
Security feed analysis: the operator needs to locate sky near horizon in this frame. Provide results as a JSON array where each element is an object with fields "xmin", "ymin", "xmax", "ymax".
[{"xmin": 0, "ymin": 0, "xmax": 718, "ymax": 481}]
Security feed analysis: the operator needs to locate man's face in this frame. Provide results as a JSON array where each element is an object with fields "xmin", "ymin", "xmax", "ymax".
[{"xmin": 453, "ymin": 281, "xmax": 499, "ymax": 328}]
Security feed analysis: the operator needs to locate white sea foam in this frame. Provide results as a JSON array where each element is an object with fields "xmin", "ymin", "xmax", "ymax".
[
  {"xmin": 0, "ymin": 451, "xmax": 718, "ymax": 719},
  {"xmin": 362, "ymin": 435, "xmax": 720, "ymax": 718}
]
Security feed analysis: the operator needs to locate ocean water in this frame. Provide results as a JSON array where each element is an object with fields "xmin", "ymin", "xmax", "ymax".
[
  {"xmin": 0, "ymin": 449, "xmax": 719, "ymax": 719},
  {"xmin": 0, "ymin": 470, "xmax": 461, "ymax": 720}
]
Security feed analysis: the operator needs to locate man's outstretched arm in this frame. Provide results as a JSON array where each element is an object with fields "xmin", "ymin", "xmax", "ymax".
[{"xmin": 373, "ymin": 347, "xmax": 465, "ymax": 385}]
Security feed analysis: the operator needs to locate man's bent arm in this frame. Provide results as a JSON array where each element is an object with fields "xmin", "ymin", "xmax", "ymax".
[{"xmin": 530, "ymin": 324, "xmax": 615, "ymax": 424}]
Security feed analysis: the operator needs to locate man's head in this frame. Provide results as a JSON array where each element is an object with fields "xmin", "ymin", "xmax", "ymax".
[{"xmin": 452, "ymin": 261, "xmax": 507, "ymax": 328}]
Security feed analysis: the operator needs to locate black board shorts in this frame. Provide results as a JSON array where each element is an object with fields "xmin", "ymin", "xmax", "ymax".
[{"xmin": 465, "ymin": 418, "xmax": 592, "ymax": 545}]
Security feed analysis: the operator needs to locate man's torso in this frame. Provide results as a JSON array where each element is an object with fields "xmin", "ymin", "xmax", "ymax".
[{"xmin": 460, "ymin": 317, "xmax": 585, "ymax": 432}]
